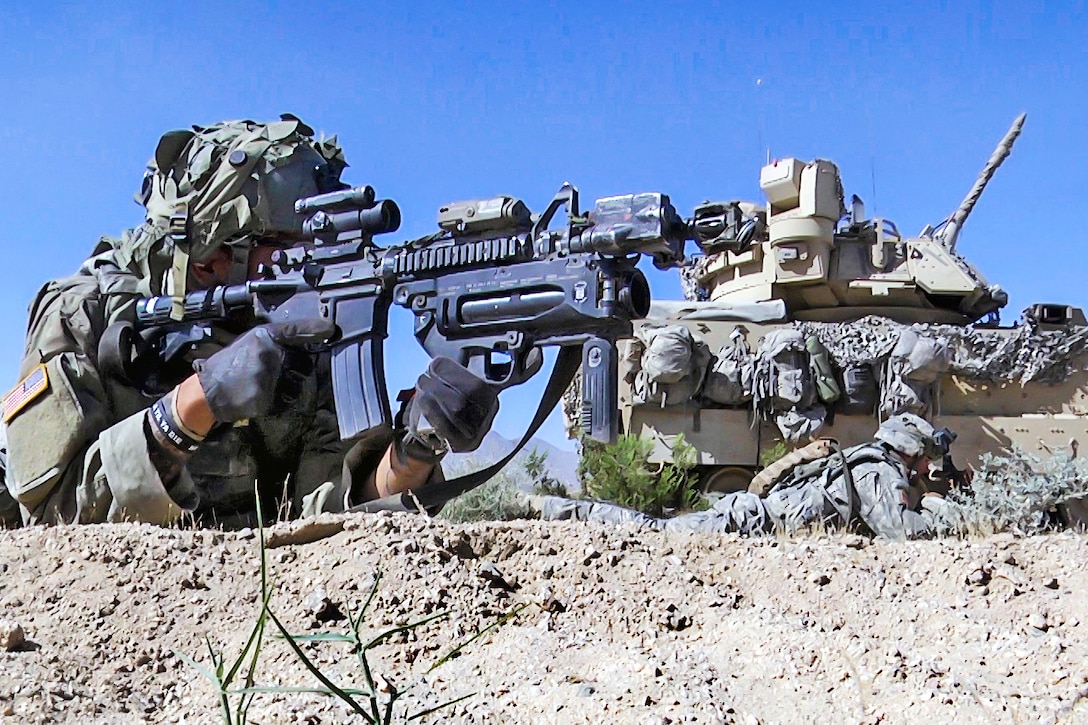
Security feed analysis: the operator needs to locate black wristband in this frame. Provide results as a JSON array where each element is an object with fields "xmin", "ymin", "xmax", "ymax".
[
  {"xmin": 149, "ymin": 397, "xmax": 202, "ymax": 454},
  {"xmin": 394, "ymin": 392, "xmax": 447, "ymax": 464}
]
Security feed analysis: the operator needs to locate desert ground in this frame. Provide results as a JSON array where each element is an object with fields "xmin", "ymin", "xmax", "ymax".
[{"xmin": 1, "ymin": 513, "xmax": 1087, "ymax": 724}]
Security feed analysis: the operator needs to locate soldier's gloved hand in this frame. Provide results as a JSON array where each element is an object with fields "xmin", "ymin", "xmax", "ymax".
[
  {"xmin": 197, "ymin": 319, "xmax": 336, "ymax": 423},
  {"xmin": 951, "ymin": 461, "xmax": 975, "ymax": 490},
  {"xmin": 404, "ymin": 357, "xmax": 499, "ymax": 458}
]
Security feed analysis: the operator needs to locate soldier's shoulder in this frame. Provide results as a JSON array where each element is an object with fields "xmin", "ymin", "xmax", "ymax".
[{"xmin": 23, "ymin": 245, "xmax": 144, "ymax": 364}]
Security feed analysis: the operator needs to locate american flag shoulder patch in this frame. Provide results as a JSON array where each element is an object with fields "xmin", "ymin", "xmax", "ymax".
[{"xmin": 3, "ymin": 364, "xmax": 50, "ymax": 423}]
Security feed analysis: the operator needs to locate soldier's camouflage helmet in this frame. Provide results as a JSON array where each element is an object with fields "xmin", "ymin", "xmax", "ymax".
[
  {"xmin": 874, "ymin": 413, "xmax": 939, "ymax": 459},
  {"xmin": 139, "ymin": 114, "xmax": 347, "ymax": 265}
]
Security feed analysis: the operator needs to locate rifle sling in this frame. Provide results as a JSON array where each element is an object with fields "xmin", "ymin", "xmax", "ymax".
[{"xmin": 351, "ymin": 345, "xmax": 582, "ymax": 515}]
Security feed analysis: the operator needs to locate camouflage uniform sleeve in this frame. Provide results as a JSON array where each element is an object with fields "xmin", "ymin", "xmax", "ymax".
[
  {"xmin": 295, "ymin": 365, "xmax": 451, "ymax": 518},
  {"xmin": 298, "ymin": 421, "xmax": 395, "ymax": 517},
  {"xmin": 850, "ymin": 461, "xmax": 932, "ymax": 540},
  {"xmin": 5, "ymin": 270, "xmax": 197, "ymax": 525},
  {"xmin": 529, "ymin": 495, "xmax": 663, "ymax": 529},
  {"xmin": 916, "ymin": 494, "xmax": 962, "ymax": 536},
  {"xmin": 290, "ymin": 355, "xmax": 397, "ymax": 517}
]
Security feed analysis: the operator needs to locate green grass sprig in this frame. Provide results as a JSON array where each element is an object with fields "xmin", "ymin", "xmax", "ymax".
[{"xmin": 177, "ymin": 482, "xmax": 524, "ymax": 723}]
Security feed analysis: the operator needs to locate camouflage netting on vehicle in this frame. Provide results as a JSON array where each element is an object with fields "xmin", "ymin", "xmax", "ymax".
[
  {"xmin": 796, "ymin": 317, "xmax": 1088, "ymax": 385},
  {"xmin": 679, "ymin": 256, "xmax": 712, "ymax": 302},
  {"xmin": 559, "ymin": 314, "xmax": 1088, "ymax": 439},
  {"xmin": 561, "ymin": 369, "xmax": 583, "ymax": 438}
]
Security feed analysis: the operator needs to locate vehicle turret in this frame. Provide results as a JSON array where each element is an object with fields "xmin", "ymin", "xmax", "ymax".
[{"xmin": 686, "ymin": 116, "xmax": 1026, "ymax": 324}]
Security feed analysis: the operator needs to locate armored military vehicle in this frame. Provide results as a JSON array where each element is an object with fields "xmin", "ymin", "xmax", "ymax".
[{"xmin": 600, "ymin": 115, "xmax": 1088, "ymax": 493}]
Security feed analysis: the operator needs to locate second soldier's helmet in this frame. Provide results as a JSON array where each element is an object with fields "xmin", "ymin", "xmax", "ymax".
[
  {"xmin": 874, "ymin": 413, "xmax": 939, "ymax": 458},
  {"xmin": 139, "ymin": 115, "xmax": 347, "ymax": 268}
]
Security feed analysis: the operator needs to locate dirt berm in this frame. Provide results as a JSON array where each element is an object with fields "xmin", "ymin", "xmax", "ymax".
[{"xmin": 1, "ymin": 514, "xmax": 1086, "ymax": 723}]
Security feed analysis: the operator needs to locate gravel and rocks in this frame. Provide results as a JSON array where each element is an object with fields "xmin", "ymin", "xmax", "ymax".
[
  {"xmin": 0, "ymin": 620, "xmax": 24, "ymax": 652},
  {"xmin": 1, "ymin": 515, "xmax": 1087, "ymax": 723}
]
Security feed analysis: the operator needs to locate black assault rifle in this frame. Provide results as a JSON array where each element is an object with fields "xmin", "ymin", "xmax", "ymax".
[{"xmin": 104, "ymin": 183, "xmax": 739, "ymax": 511}]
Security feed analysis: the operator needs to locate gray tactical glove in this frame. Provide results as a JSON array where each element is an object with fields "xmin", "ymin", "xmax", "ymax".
[
  {"xmin": 405, "ymin": 357, "xmax": 499, "ymax": 458},
  {"xmin": 197, "ymin": 319, "xmax": 336, "ymax": 423}
]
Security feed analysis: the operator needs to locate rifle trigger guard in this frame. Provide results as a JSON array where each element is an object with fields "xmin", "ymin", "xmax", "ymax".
[
  {"xmin": 469, "ymin": 345, "xmax": 543, "ymax": 391},
  {"xmin": 513, "ymin": 346, "xmax": 544, "ymax": 385}
]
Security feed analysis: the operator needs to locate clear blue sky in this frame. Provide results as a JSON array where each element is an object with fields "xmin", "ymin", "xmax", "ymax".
[{"xmin": 1, "ymin": 0, "xmax": 1085, "ymax": 450}]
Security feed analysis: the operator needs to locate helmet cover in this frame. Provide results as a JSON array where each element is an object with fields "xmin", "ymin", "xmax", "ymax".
[
  {"xmin": 142, "ymin": 114, "xmax": 347, "ymax": 262},
  {"xmin": 874, "ymin": 412, "xmax": 939, "ymax": 459}
]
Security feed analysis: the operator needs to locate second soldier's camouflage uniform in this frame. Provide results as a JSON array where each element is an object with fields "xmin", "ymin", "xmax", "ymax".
[{"xmin": 535, "ymin": 413, "xmax": 957, "ymax": 540}]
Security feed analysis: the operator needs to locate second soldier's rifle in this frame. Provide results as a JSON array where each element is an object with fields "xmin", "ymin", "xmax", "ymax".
[{"xmin": 102, "ymin": 182, "xmax": 735, "ymax": 511}]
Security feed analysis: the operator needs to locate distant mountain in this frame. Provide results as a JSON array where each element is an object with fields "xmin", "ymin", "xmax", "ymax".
[{"xmin": 441, "ymin": 431, "xmax": 580, "ymax": 491}]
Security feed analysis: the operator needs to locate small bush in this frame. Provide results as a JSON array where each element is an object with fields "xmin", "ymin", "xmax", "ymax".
[
  {"xmin": 578, "ymin": 433, "xmax": 705, "ymax": 517},
  {"xmin": 760, "ymin": 439, "xmax": 789, "ymax": 468},
  {"xmin": 524, "ymin": 448, "xmax": 568, "ymax": 498},
  {"xmin": 945, "ymin": 448, "xmax": 1088, "ymax": 535},
  {"xmin": 438, "ymin": 470, "xmax": 533, "ymax": 523}
]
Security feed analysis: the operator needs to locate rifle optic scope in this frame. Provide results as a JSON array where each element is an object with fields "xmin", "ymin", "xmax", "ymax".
[
  {"xmin": 301, "ymin": 196, "xmax": 401, "ymax": 241},
  {"xmin": 295, "ymin": 185, "xmax": 376, "ymax": 215}
]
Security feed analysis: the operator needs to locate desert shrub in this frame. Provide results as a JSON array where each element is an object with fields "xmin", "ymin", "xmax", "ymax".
[
  {"xmin": 759, "ymin": 439, "xmax": 789, "ymax": 468},
  {"xmin": 578, "ymin": 435, "xmax": 653, "ymax": 509},
  {"xmin": 437, "ymin": 470, "xmax": 533, "ymax": 523},
  {"xmin": 578, "ymin": 433, "xmax": 705, "ymax": 516},
  {"xmin": 944, "ymin": 449, "xmax": 1088, "ymax": 535},
  {"xmin": 524, "ymin": 448, "xmax": 568, "ymax": 498}
]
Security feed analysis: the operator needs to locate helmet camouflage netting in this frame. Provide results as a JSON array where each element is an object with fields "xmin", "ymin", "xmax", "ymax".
[
  {"xmin": 142, "ymin": 114, "xmax": 347, "ymax": 263},
  {"xmin": 874, "ymin": 412, "xmax": 938, "ymax": 458}
]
